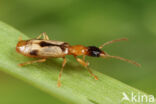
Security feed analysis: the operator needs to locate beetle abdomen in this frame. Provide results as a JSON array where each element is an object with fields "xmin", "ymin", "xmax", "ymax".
[
  {"xmin": 36, "ymin": 46, "xmax": 65, "ymax": 57},
  {"xmin": 16, "ymin": 39, "xmax": 70, "ymax": 58},
  {"xmin": 29, "ymin": 40, "xmax": 69, "ymax": 58}
]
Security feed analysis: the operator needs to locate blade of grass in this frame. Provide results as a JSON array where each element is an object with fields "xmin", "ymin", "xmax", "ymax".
[{"xmin": 0, "ymin": 21, "xmax": 155, "ymax": 104}]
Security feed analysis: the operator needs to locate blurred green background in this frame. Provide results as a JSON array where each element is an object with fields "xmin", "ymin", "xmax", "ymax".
[{"xmin": 0, "ymin": 0, "xmax": 156, "ymax": 104}]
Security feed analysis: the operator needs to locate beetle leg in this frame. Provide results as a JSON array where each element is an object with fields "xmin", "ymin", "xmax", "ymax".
[
  {"xmin": 36, "ymin": 32, "xmax": 49, "ymax": 40},
  {"xmin": 57, "ymin": 57, "xmax": 67, "ymax": 87},
  {"xmin": 43, "ymin": 32, "xmax": 49, "ymax": 40},
  {"xmin": 18, "ymin": 59, "xmax": 46, "ymax": 66},
  {"xmin": 36, "ymin": 33, "xmax": 43, "ymax": 39},
  {"xmin": 83, "ymin": 55, "xmax": 86, "ymax": 61},
  {"xmin": 74, "ymin": 57, "xmax": 98, "ymax": 80}
]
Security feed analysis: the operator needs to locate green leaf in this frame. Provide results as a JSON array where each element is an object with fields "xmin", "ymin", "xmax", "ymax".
[{"xmin": 0, "ymin": 21, "xmax": 155, "ymax": 104}]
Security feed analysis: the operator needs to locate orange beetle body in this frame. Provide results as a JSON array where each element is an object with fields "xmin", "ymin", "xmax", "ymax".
[{"xmin": 16, "ymin": 32, "xmax": 140, "ymax": 87}]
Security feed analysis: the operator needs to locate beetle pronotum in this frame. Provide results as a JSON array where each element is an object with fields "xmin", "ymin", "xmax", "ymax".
[{"xmin": 16, "ymin": 32, "xmax": 140, "ymax": 87}]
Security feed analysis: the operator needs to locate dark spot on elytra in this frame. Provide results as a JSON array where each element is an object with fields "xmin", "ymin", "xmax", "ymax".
[
  {"xmin": 30, "ymin": 50, "xmax": 38, "ymax": 56},
  {"xmin": 39, "ymin": 41, "xmax": 70, "ymax": 51},
  {"xmin": 60, "ymin": 43, "xmax": 69, "ymax": 51},
  {"xmin": 39, "ymin": 41, "xmax": 54, "ymax": 47}
]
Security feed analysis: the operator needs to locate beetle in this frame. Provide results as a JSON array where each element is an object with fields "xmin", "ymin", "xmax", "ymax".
[{"xmin": 16, "ymin": 32, "xmax": 140, "ymax": 87}]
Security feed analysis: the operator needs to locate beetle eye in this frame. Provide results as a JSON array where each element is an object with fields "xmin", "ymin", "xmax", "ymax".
[{"xmin": 88, "ymin": 46, "xmax": 103, "ymax": 57}]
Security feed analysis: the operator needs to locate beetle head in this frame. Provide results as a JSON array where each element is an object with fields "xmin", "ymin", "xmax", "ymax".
[
  {"xmin": 87, "ymin": 46, "xmax": 140, "ymax": 67},
  {"xmin": 87, "ymin": 46, "xmax": 106, "ymax": 57}
]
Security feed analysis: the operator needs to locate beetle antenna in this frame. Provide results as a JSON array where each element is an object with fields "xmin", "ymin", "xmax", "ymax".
[
  {"xmin": 100, "ymin": 54, "xmax": 141, "ymax": 67},
  {"xmin": 99, "ymin": 38, "xmax": 128, "ymax": 49}
]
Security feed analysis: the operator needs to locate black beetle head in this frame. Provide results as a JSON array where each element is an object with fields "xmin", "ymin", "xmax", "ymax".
[{"xmin": 87, "ymin": 46, "xmax": 104, "ymax": 57}]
